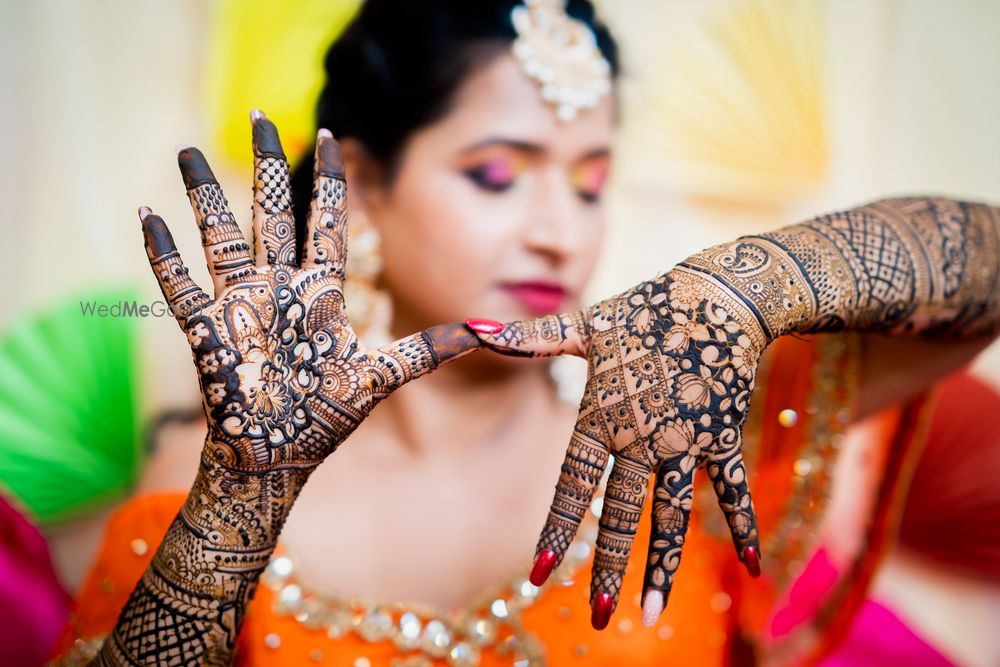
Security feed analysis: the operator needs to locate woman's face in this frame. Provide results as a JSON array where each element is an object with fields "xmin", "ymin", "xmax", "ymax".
[{"xmin": 356, "ymin": 51, "xmax": 613, "ymax": 336}]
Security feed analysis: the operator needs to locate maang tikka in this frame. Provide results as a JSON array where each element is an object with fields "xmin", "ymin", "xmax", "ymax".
[{"xmin": 510, "ymin": 0, "xmax": 613, "ymax": 122}]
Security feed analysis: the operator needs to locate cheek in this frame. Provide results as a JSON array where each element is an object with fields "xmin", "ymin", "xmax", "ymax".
[{"xmin": 374, "ymin": 171, "xmax": 516, "ymax": 323}]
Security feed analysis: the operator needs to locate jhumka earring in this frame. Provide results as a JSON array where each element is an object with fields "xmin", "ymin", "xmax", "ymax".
[
  {"xmin": 510, "ymin": 0, "xmax": 613, "ymax": 122},
  {"xmin": 344, "ymin": 209, "xmax": 392, "ymax": 346}
]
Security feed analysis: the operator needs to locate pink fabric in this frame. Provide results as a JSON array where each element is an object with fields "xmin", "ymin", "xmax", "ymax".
[
  {"xmin": 770, "ymin": 547, "xmax": 954, "ymax": 665},
  {"xmin": 817, "ymin": 600, "xmax": 954, "ymax": 667},
  {"xmin": 0, "ymin": 494, "xmax": 70, "ymax": 666},
  {"xmin": 769, "ymin": 547, "xmax": 840, "ymax": 638}
]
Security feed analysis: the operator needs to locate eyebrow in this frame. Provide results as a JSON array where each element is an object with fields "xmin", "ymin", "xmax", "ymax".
[{"xmin": 459, "ymin": 137, "xmax": 611, "ymax": 161}]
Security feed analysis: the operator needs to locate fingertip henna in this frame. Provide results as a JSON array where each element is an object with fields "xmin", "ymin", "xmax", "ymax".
[
  {"xmin": 141, "ymin": 213, "xmax": 176, "ymax": 257},
  {"xmin": 423, "ymin": 322, "xmax": 484, "ymax": 363},
  {"xmin": 177, "ymin": 146, "xmax": 218, "ymax": 189},
  {"xmin": 316, "ymin": 130, "xmax": 345, "ymax": 179},
  {"xmin": 252, "ymin": 116, "xmax": 286, "ymax": 159}
]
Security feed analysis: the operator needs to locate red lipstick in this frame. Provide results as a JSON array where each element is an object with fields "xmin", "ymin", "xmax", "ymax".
[{"xmin": 500, "ymin": 281, "xmax": 566, "ymax": 315}]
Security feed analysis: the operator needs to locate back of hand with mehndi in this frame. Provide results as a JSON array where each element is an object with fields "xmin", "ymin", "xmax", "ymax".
[{"xmin": 468, "ymin": 196, "xmax": 1000, "ymax": 630}]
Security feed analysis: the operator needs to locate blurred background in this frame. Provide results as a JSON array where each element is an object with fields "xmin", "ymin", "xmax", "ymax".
[
  {"xmin": 2, "ymin": 0, "xmax": 998, "ymax": 419},
  {"xmin": 0, "ymin": 0, "xmax": 998, "ymax": 654}
]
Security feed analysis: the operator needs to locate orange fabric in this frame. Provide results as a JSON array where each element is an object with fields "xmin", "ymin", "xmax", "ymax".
[{"xmin": 53, "ymin": 337, "xmax": 931, "ymax": 665}]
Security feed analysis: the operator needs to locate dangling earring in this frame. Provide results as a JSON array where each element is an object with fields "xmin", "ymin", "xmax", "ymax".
[{"xmin": 344, "ymin": 208, "xmax": 392, "ymax": 346}]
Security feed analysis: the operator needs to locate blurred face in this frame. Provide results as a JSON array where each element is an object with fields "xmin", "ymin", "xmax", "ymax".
[{"xmin": 355, "ymin": 51, "xmax": 613, "ymax": 336}]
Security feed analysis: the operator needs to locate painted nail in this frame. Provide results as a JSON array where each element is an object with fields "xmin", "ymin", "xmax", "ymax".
[
  {"xmin": 529, "ymin": 550, "xmax": 557, "ymax": 586},
  {"xmin": 742, "ymin": 546, "xmax": 761, "ymax": 578},
  {"xmin": 465, "ymin": 318, "xmax": 505, "ymax": 335},
  {"xmin": 591, "ymin": 593, "xmax": 612, "ymax": 630},
  {"xmin": 250, "ymin": 108, "xmax": 265, "ymax": 121},
  {"xmin": 175, "ymin": 144, "xmax": 192, "ymax": 155},
  {"xmin": 318, "ymin": 128, "xmax": 333, "ymax": 139},
  {"xmin": 137, "ymin": 206, "xmax": 152, "ymax": 221},
  {"xmin": 641, "ymin": 590, "xmax": 663, "ymax": 628}
]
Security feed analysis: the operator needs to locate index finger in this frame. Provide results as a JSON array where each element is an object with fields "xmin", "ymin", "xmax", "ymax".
[{"xmin": 466, "ymin": 311, "xmax": 590, "ymax": 358}]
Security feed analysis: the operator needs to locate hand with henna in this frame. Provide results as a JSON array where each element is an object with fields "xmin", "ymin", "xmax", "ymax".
[
  {"xmin": 92, "ymin": 113, "xmax": 480, "ymax": 665},
  {"xmin": 467, "ymin": 197, "xmax": 1000, "ymax": 631}
]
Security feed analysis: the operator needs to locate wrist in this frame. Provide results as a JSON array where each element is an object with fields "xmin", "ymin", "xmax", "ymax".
[
  {"xmin": 665, "ymin": 257, "xmax": 777, "ymax": 355},
  {"xmin": 150, "ymin": 442, "xmax": 314, "ymax": 592}
]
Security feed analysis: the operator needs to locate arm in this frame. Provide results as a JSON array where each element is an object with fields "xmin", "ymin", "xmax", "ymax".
[
  {"xmin": 84, "ymin": 115, "xmax": 479, "ymax": 665},
  {"xmin": 467, "ymin": 196, "xmax": 999, "ymax": 630},
  {"xmin": 679, "ymin": 197, "xmax": 999, "ymax": 357}
]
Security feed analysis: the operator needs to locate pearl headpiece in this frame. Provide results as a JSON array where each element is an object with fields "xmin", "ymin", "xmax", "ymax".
[{"xmin": 510, "ymin": 0, "xmax": 613, "ymax": 122}]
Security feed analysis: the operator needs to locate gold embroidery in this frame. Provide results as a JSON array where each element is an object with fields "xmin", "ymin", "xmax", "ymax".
[{"xmin": 260, "ymin": 506, "xmax": 602, "ymax": 665}]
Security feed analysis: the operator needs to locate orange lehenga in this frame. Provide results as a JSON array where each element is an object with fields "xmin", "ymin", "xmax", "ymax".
[{"xmin": 54, "ymin": 334, "xmax": 934, "ymax": 666}]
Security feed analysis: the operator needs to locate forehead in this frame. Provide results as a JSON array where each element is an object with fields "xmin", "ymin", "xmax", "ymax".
[{"xmin": 419, "ymin": 51, "xmax": 614, "ymax": 157}]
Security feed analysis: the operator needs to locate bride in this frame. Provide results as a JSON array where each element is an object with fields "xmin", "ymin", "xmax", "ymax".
[{"xmin": 55, "ymin": 1, "xmax": 1000, "ymax": 665}]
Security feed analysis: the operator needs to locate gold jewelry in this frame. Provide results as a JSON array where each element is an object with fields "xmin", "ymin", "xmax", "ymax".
[
  {"xmin": 344, "ymin": 208, "xmax": 392, "ymax": 346},
  {"xmin": 510, "ymin": 0, "xmax": 613, "ymax": 122}
]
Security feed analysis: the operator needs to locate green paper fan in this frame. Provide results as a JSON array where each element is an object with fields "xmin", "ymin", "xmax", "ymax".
[{"xmin": 0, "ymin": 288, "xmax": 144, "ymax": 525}]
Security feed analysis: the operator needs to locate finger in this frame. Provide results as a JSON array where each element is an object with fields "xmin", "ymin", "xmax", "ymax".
[
  {"xmin": 640, "ymin": 466, "xmax": 694, "ymax": 627},
  {"xmin": 706, "ymin": 431, "xmax": 761, "ymax": 578},
  {"xmin": 139, "ymin": 206, "xmax": 211, "ymax": 325},
  {"xmin": 465, "ymin": 310, "xmax": 589, "ymax": 358},
  {"xmin": 250, "ymin": 110, "xmax": 297, "ymax": 268},
  {"xmin": 301, "ymin": 129, "xmax": 348, "ymax": 275},
  {"xmin": 366, "ymin": 323, "xmax": 483, "ymax": 395},
  {"xmin": 177, "ymin": 146, "xmax": 255, "ymax": 294},
  {"xmin": 529, "ymin": 408, "xmax": 611, "ymax": 587},
  {"xmin": 590, "ymin": 454, "xmax": 650, "ymax": 630}
]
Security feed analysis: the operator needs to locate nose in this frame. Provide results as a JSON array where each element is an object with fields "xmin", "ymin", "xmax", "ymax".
[{"xmin": 522, "ymin": 170, "xmax": 580, "ymax": 264}]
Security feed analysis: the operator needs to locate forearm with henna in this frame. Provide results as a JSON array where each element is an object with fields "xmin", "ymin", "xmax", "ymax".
[
  {"xmin": 96, "ymin": 455, "xmax": 310, "ymax": 665},
  {"xmin": 679, "ymin": 197, "xmax": 1000, "ymax": 350}
]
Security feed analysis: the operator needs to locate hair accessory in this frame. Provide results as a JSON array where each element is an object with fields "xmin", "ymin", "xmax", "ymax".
[{"xmin": 510, "ymin": 0, "xmax": 612, "ymax": 122}]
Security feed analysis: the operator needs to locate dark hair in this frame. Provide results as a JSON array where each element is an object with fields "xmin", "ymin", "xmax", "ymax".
[{"xmin": 290, "ymin": 0, "xmax": 620, "ymax": 256}]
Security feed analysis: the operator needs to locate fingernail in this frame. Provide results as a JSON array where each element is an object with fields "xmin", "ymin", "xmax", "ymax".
[
  {"xmin": 529, "ymin": 550, "xmax": 557, "ymax": 586},
  {"xmin": 742, "ymin": 546, "xmax": 761, "ymax": 578},
  {"xmin": 137, "ymin": 206, "xmax": 152, "ymax": 221},
  {"xmin": 465, "ymin": 318, "xmax": 505, "ymax": 335},
  {"xmin": 641, "ymin": 590, "xmax": 663, "ymax": 627},
  {"xmin": 175, "ymin": 144, "xmax": 191, "ymax": 155},
  {"xmin": 591, "ymin": 593, "xmax": 612, "ymax": 630},
  {"xmin": 318, "ymin": 128, "xmax": 333, "ymax": 139},
  {"xmin": 250, "ymin": 108, "xmax": 265, "ymax": 121}
]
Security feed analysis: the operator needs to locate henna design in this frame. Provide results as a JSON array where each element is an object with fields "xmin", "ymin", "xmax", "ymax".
[
  {"xmin": 91, "ymin": 117, "xmax": 481, "ymax": 665},
  {"xmin": 472, "ymin": 196, "xmax": 1000, "ymax": 629}
]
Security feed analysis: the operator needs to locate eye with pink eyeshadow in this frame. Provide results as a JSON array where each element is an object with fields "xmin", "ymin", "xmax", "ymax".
[
  {"xmin": 462, "ymin": 157, "xmax": 517, "ymax": 193},
  {"xmin": 572, "ymin": 157, "xmax": 609, "ymax": 203}
]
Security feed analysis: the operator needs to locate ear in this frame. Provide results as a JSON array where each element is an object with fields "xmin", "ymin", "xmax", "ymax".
[{"xmin": 340, "ymin": 138, "xmax": 387, "ymax": 222}]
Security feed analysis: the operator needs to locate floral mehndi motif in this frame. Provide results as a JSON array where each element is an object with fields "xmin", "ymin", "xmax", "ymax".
[{"xmin": 472, "ymin": 196, "xmax": 1000, "ymax": 630}]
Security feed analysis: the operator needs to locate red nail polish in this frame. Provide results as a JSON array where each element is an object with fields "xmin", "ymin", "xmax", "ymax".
[
  {"xmin": 465, "ymin": 318, "xmax": 505, "ymax": 335},
  {"xmin": 529, "ymin": 550, "xmax": 557, "ymax": 586},
  {"xmin": 591, "ymin": 593, "xmax": 612, "ymax": 630},
  {"xmin": 742, "ymin": 546, "xmax": 761, "ymax": 578}
]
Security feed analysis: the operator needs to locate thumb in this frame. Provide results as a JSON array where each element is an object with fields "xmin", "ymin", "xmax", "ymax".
[
  {"xmin": 465, "ymin": 311, "xmax": 589, "ymax": 358},
  {"xmin": 371, "ymin": 322, "xmax": 483, "ymax": 392}
]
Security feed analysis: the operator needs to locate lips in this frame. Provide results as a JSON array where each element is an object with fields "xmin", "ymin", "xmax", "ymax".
[{"xmin": 500, "ymin": 281, "xmax": 566, "ymax": 315}]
